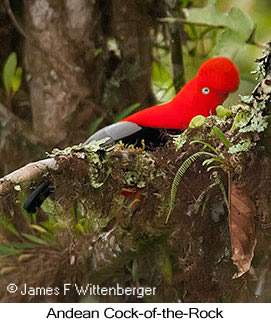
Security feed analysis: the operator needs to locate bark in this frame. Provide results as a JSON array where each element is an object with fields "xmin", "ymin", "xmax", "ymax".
[
  {"xmin": 24, "ymin": 0, "xmax": 105, "ymax": 146},
  {"xmin": 23, "ymin": 0, "xmax": 155, "ymax": 147}
]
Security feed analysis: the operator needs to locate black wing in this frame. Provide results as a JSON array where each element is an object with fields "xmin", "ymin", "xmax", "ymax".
[{"xmin": 84, "ymin": 121, "xmax": 177, "ymax": 148}]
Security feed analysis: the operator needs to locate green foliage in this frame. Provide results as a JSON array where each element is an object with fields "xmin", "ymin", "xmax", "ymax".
[
  {"xmin": 192, "ymin": 140, "xmax": 225, "ymax": 171},
  {"xmin": 2, "ymin": 52, "xmax": 17, "ymax": 94},
  {"xmin": 168, "ymin": 135, "xmax": 230, "ymax": 222},
  {"xmin": 194, "ymin": 181, "xmax": 217, "ymax": 214},
  {"xmin": 190, "ymin": 140, "xmax": 218, "ymax": 154},
  {"xmin": 0, "ymin": 212, "xmax": 20, "ymax": 237},
  {"xmin": 2, "ymin": 52, "xmax": 23, "ymax": 97},
  {"xmin": 0, "ymin": 192, "xmax": 58, "ymax": 258},
  {"xmin": 193, "ymin": 174, "xmax": 228, "ymax": 216},
  {"xmin": 184, "ymin": 0, "xmax": 226, "ymax": 27},
  {"xmin": 214, "ymin": 175, "xmax": 229, "ymax": 211},
  {"xmin": 214, "ymin": 28, "xmax": 242, "ymax": 58},
  {"xmin": 21, "ymin": 233, "xmax": 48, "ymax": 245},
  {"xmin": 184, "ymin": 0, "xmax": 255, "ymax": 57},
  {"xmin": 12, "ymin": 67, "xmax": 23, "ymax": 92},
  {"xmin": 212, "ymin": 126, "xmax": 231, "ymax": 148},
  {"xmin": 166, "ymin": 150, "xmax": 217, "ymax": 223},
  {"xmin": 152, "ymin": 61, "xmax": 175, "ymax": 104},
  {"xmin": 41, "ymin": 198, "xmax": 60, "ymax": 217},
  {"xmin": 178, "ymin": 0, "xmax": 197, "ymax": 8},
  {"xmin": 0, "ymin": 245, "xmax": 21, "ymax": 257},
  {"xmin": 189, "ymin": 115, "xmax": 206, "ymax": 128},
  {"xmin": 230, "ymin": 106, "xmax": 251, "ymax": 132},
  {"xmin": 216, "ymin": 105, "xmax": 232, "ymax": 119},
  {"xmin": 94, "ymin": 47, "xmax": 103, "ymax": 57}
]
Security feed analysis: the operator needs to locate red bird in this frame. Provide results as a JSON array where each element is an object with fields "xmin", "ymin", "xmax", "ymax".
[
  {"xmin": 24, "ymin": 57, "xmax": 240, "ymax": 212},
  {"xmin": 83, "ymin": 56, "xmax": 239, "ymax": 147}
]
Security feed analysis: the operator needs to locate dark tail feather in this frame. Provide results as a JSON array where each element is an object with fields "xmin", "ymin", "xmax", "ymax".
[{"xmin": 23, "ymin": 182, "xmax": 53, "ymax": 213}]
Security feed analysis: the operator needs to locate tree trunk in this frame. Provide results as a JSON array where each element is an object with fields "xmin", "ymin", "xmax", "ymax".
[
  {"xmin": 23, "ymin": 0, "xmax": 155, "ymax": 147},
  {"xmin": 24, "ymin": 0, "xmax": 106, "ymax": 146}
]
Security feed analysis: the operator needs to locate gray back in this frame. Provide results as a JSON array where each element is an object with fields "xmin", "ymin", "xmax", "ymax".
[{"xmin": 83, "ymin": 121, "xmax": 142, "ymax": 146}]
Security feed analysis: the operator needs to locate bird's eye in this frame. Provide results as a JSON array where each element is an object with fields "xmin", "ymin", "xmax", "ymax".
[{"xmin": 202, "ymin": 87, "xmax": 210, "ymax": 95}]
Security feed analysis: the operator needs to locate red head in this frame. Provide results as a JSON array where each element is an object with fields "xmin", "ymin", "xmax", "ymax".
[
  {"xmin": 197, "ymin": 56, "xmax": 240, "ymax": 94},
  {"xmin": 123, "ymin": 56, "xmax": 240, "ymax": 129}
]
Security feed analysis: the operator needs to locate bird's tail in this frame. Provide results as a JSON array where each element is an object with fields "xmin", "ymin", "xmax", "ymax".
[{"xmin": 23, "ymin": 182, "xmax": 53, "ymax": 213}]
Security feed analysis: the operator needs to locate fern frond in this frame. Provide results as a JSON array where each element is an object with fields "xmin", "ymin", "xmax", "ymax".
[
  {"xmin": 190, "ymin": 140, "xmax": 218, "ymax": 154},
  {"xmin": 195, "ymin": 175, "xmax": 229, "ymax": 216},
  {"xmin": 202, "ymin": 157, "xmax": 224, "ymax": 167},
  {"xmin": 194, "ymin": 181, "xmax": 218, "ymax": 214},
  {"xmin": 215, "ymin": 176, "xmax": 229, "ymax": 212},
  {"xmin": 166, "ymin": 151, "xmax": 216, "ymax": 223},
  {"xmin": 201, "ymin": 193, "xmax": 211, "ymax": 217},
  {"xmin": 207, "ymin": 165, "xmax": 224, "ymax": 172}
]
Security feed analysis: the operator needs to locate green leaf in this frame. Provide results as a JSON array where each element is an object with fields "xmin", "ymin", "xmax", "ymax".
[
  {"xmin": 184, "ymin": 1, "xmax": 255, "ymax": 59},
  {"xmin": 114, "ymin": 103, "xmax": 140, "ymax": 123},
  {"xmin": 39, "ymin": 220, "xmax": 57, "ymax": 234},
  {"xmin": 216, "ymin": 105, "xmax": 232, "ymax": 119},
  {"xmin": 30, "ymin": 224, "xmax": 47, "ymax": 233},
  {"xmin": 225, "ymin": 7, "xmax": 254, "ymax": 42},
  {"xmin": 230, "ymin": 110, "xmax": 251, "ymax": 131},
  {"xmin": 8, "ymin": 242, "xmax": 36, "ymax": 249},
  {"xmin": 22, "ymin": 233, "xmax": 48, "ymax": 245},
  {"xmin": 190, "ymin": 140, "xmax": 218, "ymax": 154},
  {"xmin": 89, "ymin": 117, "xmax": 104, "ymax": 136},
  {"xmin": 184, "ymin": 0, "xmax": 226, "ymax": 26},
  {"xmin": 184, "ymin": 1, "xmax": 254, "ymax": 41},
  {"xmin": 189, "ymin": 115, "xmax": 206, "ymax": 128},
  {"xmin": 2, "ymin": 52, "xmax": 17, "ymax": 94},
  {"xmin": 75, "ymin": 223, "xmax": 85, "ymax": 234},
  {"xmin": 212, "ymin": 126, "xmax": 231, "ymax": 148},
  {"xmin": 41, "ymin": 197, "xmax": 61, "ymax": 216},
  {"xmin": 215, "ymin": 28, "xmax": 244, "ymax": 59},
  {"xmin": 94, "ymin": 47, "xmax": 103, "ymax": 57},
  {"xmin": 12, "ymin": 67, "xmax": 23, "ymax": 92},
  {"xmin": 16, "ymin": 190, "xmax": 32, "ymax": 223},
  {"xmin": 152, "ymin": 61, "xmax": 175, "ymax": 104},
  {"xmin": 0, "ymin": 212, "xmax": 20, "ymax": 237},
  {"xmin": 0, "ymin": 245, "xmax": 21, "ymax": 256}
]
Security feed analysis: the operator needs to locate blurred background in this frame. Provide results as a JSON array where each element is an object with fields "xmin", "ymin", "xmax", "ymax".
[{"xmin": 0, "ymin": 0, "xmax": 270, "ymax": 176}]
